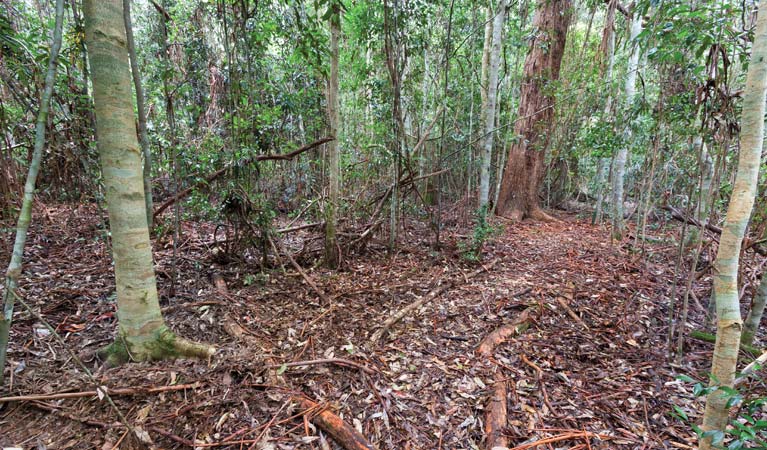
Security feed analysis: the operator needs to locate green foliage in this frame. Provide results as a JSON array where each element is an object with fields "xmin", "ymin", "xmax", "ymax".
[
  {"xmin": 673, "ymin": 372, "xmax": 767, "ymax": 449},
  {"xmin": 459, "ymin": 205, "xmax": 499, "ymax": 262}
]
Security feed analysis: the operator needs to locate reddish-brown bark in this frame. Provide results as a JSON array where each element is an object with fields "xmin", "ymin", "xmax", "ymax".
[{"xmin": 496, "ymin": 0, "xmax": 572, "ymax": 220}]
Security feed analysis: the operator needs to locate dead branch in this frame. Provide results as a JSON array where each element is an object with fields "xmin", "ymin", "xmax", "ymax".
[
  {"xmin": 153, "ymin": 137, "xmax": 333, "ymax": 218},
  {"xmin": 0, "ymin": 383, "xmax": 202, "ymax": 403},
  {"xmin": 296, "ymin": 397, "xmax": 377, "ymax": 450},
  {"xmin": 265, "ymin": 358, "xmax": 376, "ymax": 375},
  {"xmin": 477, "ymin": 306, "xmax": 538, "ymax": 450},
  {"xmin": 268, "ymin": 235, "xmax": 330, "ymax": 304},
  {"xmin": 370, "ymin": 259, "xmax": 498, "ymax": 344},
  {"xmin": 554, "ymin": 296, "xmax": 590, "ymax": 331}
]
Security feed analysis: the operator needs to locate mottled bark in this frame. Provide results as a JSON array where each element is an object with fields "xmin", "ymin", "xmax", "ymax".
[
  {"xmin": 699, "ymin": 6, "xmax": 767, "ymax": 448},
  {"xmin": 84, "ymin": 0, "xmax": 213, "ymax": 366},
  {"xmin": 742, "ymin": 274, "xmax": 767, "ymax": 347},
  {"xmin": 0, "ymin": 0, "xmax": 65, "ymax": 387},
  {"xmin": 495, "ymin": 0, "xmax": 572, "ymax": 220},
  {"xmin": 479, "ymin": 0, "xmax": 507, "ymax": 207},
  {"xmin": 610, "ymin": 12, "xmax": 642, "ymax": 239},
  {"xmin": 123, "ymin": 0, "xmax": 153, "ymax": 229}
]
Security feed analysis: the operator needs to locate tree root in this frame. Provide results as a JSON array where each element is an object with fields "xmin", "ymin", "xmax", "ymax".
[
  {"xmin": 477, "ymin": 306, "xmax": 538, "ymax": 450},
  {"xmin": 98, "ymin": 326, "xmax": 215, "ymax": 367},
  {"xmin": 296, "ymin": 397, "xmax": 376, "ymax": 450}
]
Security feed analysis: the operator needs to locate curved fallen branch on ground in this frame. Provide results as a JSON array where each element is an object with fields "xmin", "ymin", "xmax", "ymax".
[
  {"xmin": 369, "ymin": 259, "xmax": 499, "ymax": 344},
  {"xmin": 477, "ymin": 306, "xmax": 538, "ymax": 450}
]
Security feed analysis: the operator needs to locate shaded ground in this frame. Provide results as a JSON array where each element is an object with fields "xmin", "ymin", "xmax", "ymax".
[{"xmin": 0, "ymin": 204, "xmax": 764, "ymax": 449}]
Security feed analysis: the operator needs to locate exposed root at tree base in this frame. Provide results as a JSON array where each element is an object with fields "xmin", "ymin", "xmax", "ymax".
[
  {"xmin": 477, "ymin": 306, "xmax": 538, "ymax": 450},
  {"xmin": 97, "ymin": 326, "xmax": 215, "ymax": 367}
]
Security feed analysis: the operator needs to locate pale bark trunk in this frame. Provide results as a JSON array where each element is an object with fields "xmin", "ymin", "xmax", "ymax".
[
  {"xmin": 742, "ymin": 274, "xmax": 767, "ymax": 347},
  {"xmin": 479, "ymin": 0, "xmax": 507, "ymax": 207},
  {"xmin": 0, "ymin": 0, "xmax": 65, "ymax": 387},
  {"xmin": 610, "ymin": 12, "xmax": 642, "ymax": 239},
  {"xmin": 699, "ymin": 6, "xmax": 767, "ymax": 447},
  {"xmin": 324, "ymin": 3, "xmax": 341, "ymax": 268},
  {"xmin": 84, "ymin": 0, "xmax": 213, "ymax": 365},
  {"xmin": 123, "ymin": 0, "xmax": 153, "ymax": 229}
]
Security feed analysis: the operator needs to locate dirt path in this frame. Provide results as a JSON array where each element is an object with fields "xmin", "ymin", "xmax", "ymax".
[{"xmin": 0, "ymin": 207, "xmax": 714, "ymax": 449}]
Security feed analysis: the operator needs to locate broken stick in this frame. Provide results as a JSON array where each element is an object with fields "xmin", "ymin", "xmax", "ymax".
[{"xmin": 370, "ymin": 259, "xmax": 498, "ymax": 344}]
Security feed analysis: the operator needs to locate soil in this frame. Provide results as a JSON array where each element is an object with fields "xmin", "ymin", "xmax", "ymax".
[{"xmin": 0, "ymin": 204, "xmax": 764, "ymax": 449}]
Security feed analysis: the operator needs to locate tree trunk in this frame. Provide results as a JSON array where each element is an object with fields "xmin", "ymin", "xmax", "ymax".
[
  {"xmin": 123, "ymin": 0, "xmax": 153, "ymax": 229},
  {"xmin": 324, "ymin": 2, "xmax": 341, "ymax": 269},
  {"xmin": 699, "ymin": 7, "xmax": 767, "ymax": 448},
  {"xmin": 479, "ymin": 0, "xmax": 507, "ymax": 208},
  {"xmin": 742, "ymin": 274, "xmax": 767, "ymax": 347},
  {"xmin": 495, "ymin": 0, "xmax": 571, "ymax": 220},
  {"xmin": 610, "ymin": 11, "xmax": 642, "ymax": 239},
  {"xmin": 0, "ymin": 0, "xmax": 65, "ymax": 387},
  {"xmin": 84, "ymin": 0, "xmax": 214, "ymax": 366}
]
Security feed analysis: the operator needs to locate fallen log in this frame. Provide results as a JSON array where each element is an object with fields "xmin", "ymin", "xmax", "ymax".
[
  {"xmin": 477, "ymin": 306, "xmax": 538, "ymax": 450},
  {"xmin": 690, "ymin": 329, "xmax": 763, "ymax": 356},
  {"xmin": 296, "ymin": 397, "xmax": 376, "ymax": 450},
  {"xmin": 369, "ymin": 259, "xmax": 498, "ymax": 344},
  {"xmin": 153, "ymin": 136, "xmax": 333, "ymax": 219}
]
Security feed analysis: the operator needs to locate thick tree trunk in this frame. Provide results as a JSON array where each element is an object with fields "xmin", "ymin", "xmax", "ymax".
[
  {"xmin": 699, "ymin": 7, "xmax": 767, "ymax": 448},
  {"xmin": 0, "ymin": 0, "xmax": 65, "ymax": 387},
  {"xmin": 495, "ymin": 0, "xmax": 571, "ymax": 220},
  {"xmin": 123, "ymin": 0, "xmax": 153, "ymax": 229},
  {"xmin": 610, "ymin": 12, "xmax": 642, "ymax": 239},
  {"xmin": 84, "ymin": 0, "xmax": 214, "ymax": 366},
  {"xmin": 742, "ymin": 274, "xmax": 767, "ymax": 347},
  {"xmin": 479, "ymin": 0, "xmax": 507, "ymax": 208},
  {"xmin": 324, "ymin": 2, "xmax": 341, "ymax": 269}
]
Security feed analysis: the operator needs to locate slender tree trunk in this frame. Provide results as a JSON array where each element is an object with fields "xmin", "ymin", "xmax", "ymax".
[
  {"xmin": 324, "ymin": 2, "xmax": 341, "ymax": 268},
  {"xmin": 742, "ymin": 274, "xmax": 767, "ymax": 347},
  {"xmin": 0, "ymin": 0, "xmax": 65, "ymax": 387},
  {"xmin": 123, "ymin": 0, "xmax": 153, "ymax": 229},
  {"xmin": 84, "ymin": 0, "xmax": 214, "ymax": 366},
  {"xmin": 699, "ymin": 7, "xmax": 767, "ymax": 447},
  {"xmin": 610, "ymin": 11, "xmax": 642, "ymax": 239},
  {"xmin": 479, "ymin": 0, "xmax": 507, "ymax": 208},
  {"xmin": 495, "ymin": 0, "xmax": 572, "ymax": 220}
]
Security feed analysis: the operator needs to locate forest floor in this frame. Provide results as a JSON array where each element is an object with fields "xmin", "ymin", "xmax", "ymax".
[{"xmin": 0, "ymin": 203, "xmax": 763, "ymax": 449}]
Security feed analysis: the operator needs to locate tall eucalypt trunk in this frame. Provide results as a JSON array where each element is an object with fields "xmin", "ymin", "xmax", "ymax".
[
  {"xmin": 123, "ymin": 0, "xmax": 153, "ymax": 229},
  {"xmin": 84, "ymin": 0, "xmax": 214, "ymax": 366},
  {"xmin": 495, "ymin": 0, "xmax": 571, "ymax": 220},
  {"xmin": 610, "ymin": 11, "xmax": 642, "ymax": 239},
  {"xmin": 699, "ymin": 7, "xmax": 767, "ymax": 448},
  {"xmin": 479, "ymin": 0, "xmax": 507, "ymax": 208},
  {"xmin": 742, "ymin": 273, "xmax": 767, "ymax": 348},
  {"xmin": 324, "ymin": 1, "xmax": 341, "ymax": 269},
  {"xmin": 0, "ymin": 0, "xmax": 65, "ymax": 387}
]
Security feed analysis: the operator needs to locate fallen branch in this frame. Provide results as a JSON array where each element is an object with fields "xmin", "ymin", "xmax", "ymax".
[
  {"xmin": 370, "ymin": 259, "xmax": 498, "ymax": 344},
  {"xmin": 268, "ymin": 235, "xmax": 330, "ymax": 304},
  {"xmin": 736, "ymin": 349, "xmax": 767, "ymax": 385},
  {"xmin": 661, "ymin": 205, "xmax": 767, "ymax": 256},
  {"xmin": 296, "ymin": 397, "xmax": 376, "ymax": 450},
  {"xmin": 554, "ymin": 296, "xmax": 589, "ymax": 331},
  {"xmin": 690, "ymin": 330, "xmax": 763, "ymax": 356},
  {"xmin": 154, "ymin": 137, "xmax": 333, "ymax": 218},
  {"xmin": 0, "ymin": 382, "xmax": 202, "ymax": 403},
  {"xmin": 266, "ymin": 358, "xmax": 376, "ymax": 375},
  {"xmin": 509, "ymin": 430, "xmax": 610, "ymax": 450},
  {"xmin": 477, "ymin": 306, "xmax": 538, "ymax": 450}
]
